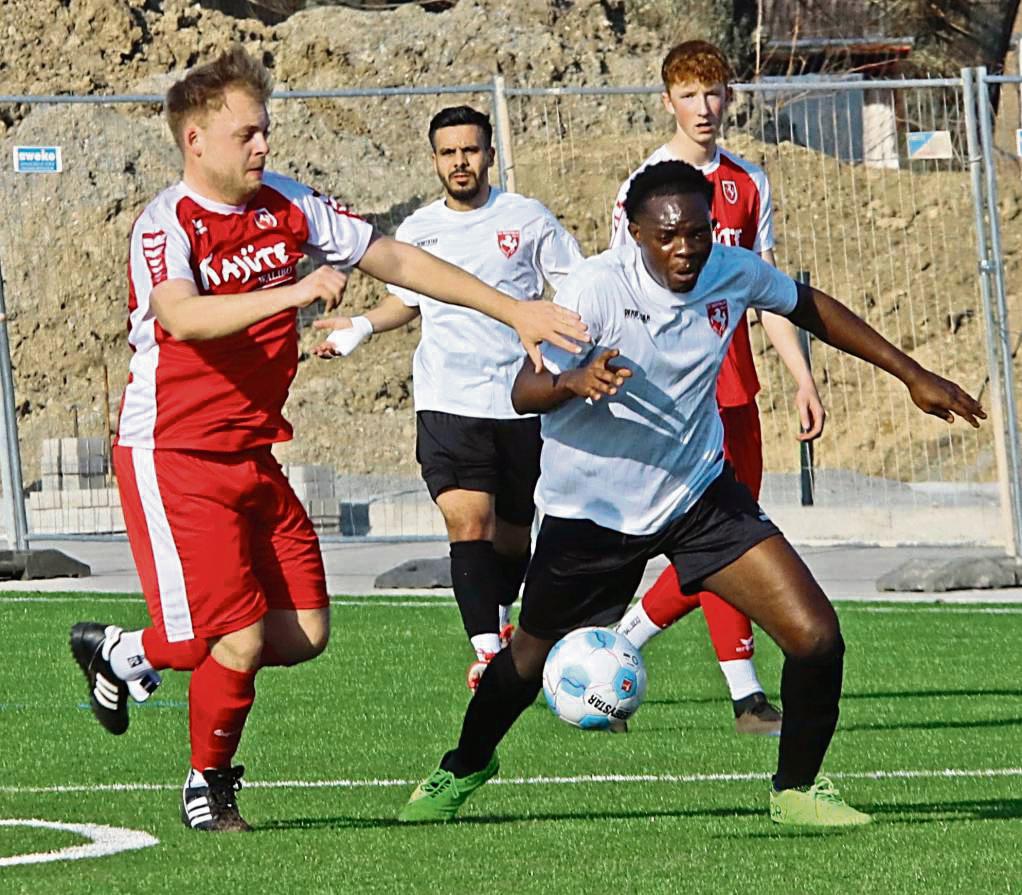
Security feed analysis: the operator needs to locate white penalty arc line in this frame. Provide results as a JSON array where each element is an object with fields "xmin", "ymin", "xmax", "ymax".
[
  {"xmin": 0, "ymin": 818, "xmax": 158, "ymax": 867},
  {"xmin": 3, "ymin": 767, "xmax": 1021, "ymax": 796}
]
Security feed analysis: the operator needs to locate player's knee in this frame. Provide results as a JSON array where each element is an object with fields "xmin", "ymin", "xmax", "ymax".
[
  {"xmin": 786, "ymin": 619, "xmax": 843, "ymax": 664},
  {"xmin": 447, "ymin": 520, "xmax": 494, "ymax": 542},
  {"xmin": 304, "ymin": 623, "xmax": 330, "ymax": 659},
  {"xmin": 211, "ymin": 624, "xmax": 265, "ymax": 671}
]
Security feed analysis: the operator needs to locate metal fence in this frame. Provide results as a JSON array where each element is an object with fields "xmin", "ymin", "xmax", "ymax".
[{"xmin": 0, "ymin": 70, "xmax": 1018, "ymax": 549}]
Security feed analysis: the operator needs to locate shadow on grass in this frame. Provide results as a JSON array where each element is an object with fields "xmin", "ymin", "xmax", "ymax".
[
  {"xmin": 842, "ymin": 688, "xmax": 1022, "ymax": 701},
  {"xmin": 713, "ymin": 798, "xmax": 1022, "ymax": 839},
  {"xmin": 258, "ymin": 803, "xmax": 763, "ymax": 832},
  {"xmin": 841, "ymin": 716, "xmax": 1022, "ymax": 733},
  {"xmin": 868, "ymin": 797, "xmax": 1022, "ymax": 822}
]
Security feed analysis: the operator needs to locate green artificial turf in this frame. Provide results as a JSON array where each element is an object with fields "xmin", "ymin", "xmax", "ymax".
[{"xmin": 1, "ymin": 593, "xmax": 1020, "ymax": 894}]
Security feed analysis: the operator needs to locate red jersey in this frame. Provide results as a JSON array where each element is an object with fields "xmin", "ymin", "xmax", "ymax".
[
  {"xmin": 610, "ymin": 146, "xmax": 775, "ymax": 407},
  {"xmin": 118, "ymin": 172, "xmax": 373, "ymax": 452}
]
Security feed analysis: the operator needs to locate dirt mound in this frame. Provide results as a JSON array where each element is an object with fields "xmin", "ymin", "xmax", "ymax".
[{"xmin": 0, "ymin": 0, "xmax": 1017, "ymax": 491}]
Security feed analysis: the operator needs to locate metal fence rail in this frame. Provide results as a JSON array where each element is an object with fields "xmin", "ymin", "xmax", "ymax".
[{"xmin": 0, "ymin": 72, "xmax": 1017, "ymax": 548}]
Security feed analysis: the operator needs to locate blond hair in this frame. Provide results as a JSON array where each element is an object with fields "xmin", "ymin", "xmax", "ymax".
[{"xmin": 165, "ymin": 46, "xmax": 273, "ymax": 150}]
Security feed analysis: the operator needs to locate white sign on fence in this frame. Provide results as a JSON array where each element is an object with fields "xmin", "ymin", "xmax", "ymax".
[
  {"xmin": 12, "ymin": 145, "xmax": 62, "ymax": 173},
  {"xmin": 906, "ymin": 130, "xmax": 953, "ymax": 160}
]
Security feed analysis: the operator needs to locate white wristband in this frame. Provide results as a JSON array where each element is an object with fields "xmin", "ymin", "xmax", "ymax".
[{"xmin": 325, "ymin": 315, "xmax": 373, "ymax": 357}]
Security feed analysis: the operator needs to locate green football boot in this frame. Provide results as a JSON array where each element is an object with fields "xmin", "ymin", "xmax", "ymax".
[
  {"xmin": 769, "ymin": 776, "xmax": 872, "ymax": 827},
  {"xmin": 397, "ymin": 753, "xmax": 499, "ymax": 823}
]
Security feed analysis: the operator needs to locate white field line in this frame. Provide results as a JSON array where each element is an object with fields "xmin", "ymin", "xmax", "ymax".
[
  {"xmin": 0, "ymin": 819, "xmax": 158, "ymax": 867},
  {"xmin": 2, "ymin": 767, "xmax": 1021, "ymax": 796},
  {"xmin": 2, "ymin": 594, "xmax": 1022, "ymax": 613},
  {"xmin": 0, "ymin": 595, "xmax": 454, "ymax": 608}
]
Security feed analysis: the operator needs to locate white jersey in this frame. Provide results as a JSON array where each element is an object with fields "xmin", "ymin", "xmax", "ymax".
[
  {"xmin": 388, "ymin": 188, "xmax": 583, "ymax": 419},
  {"xmin": 609, "ymin": 145, "xmax": 774, "ymax": 254},
  {"xmin": 537, "ymin": 242, "xmax": 798, "ymax": 535}
]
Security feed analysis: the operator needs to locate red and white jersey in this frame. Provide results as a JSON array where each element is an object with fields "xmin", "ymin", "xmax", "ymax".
[
  {"xmin": 119, "ymin": 171, "xmax": 374, "ymax": 452},
  {"xmin": 609, "ymin": 145, "xmax": 774, "ymax": 407}
]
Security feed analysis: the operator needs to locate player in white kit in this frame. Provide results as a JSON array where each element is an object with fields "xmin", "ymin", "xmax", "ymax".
[
  {"xmin": 316, "ymin": 106, "xmax": 583, "ymax": 689},
  {"xmin": 398, "ymin": 160, "xmax": 985, "ymax": 828}
]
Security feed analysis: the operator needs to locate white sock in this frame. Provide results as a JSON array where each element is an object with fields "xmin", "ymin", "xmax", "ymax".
[
  {"xmin": 719, "ymin": 659, "xmax": 764, "ymax": 702},
  {"xmin": 187, "ymin": 768, "xmax": 207, "ymax": 787},
  {"xmin": 108, "ymin": 628, "xmax": 154, "ymax": 681},
  {"xmin": 470, "ymin": 633, "xmax": 501, "ymax": 661},
  {"xmin": 498, "ymin": 604, "xmax": 513, "ymax": 631},
  {"xmin": 615, "ymin": 601, "xmax": 663, "ymax": 649}
]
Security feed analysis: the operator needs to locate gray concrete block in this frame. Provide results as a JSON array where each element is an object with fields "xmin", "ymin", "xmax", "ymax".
[
  {"xmin": 374, "ymin": 557, "xmax": 452, "ymax": 589},
  {"xmin": 286, "ymin": 464, "xmax": 334, "ymax": 484},
  {"xmin": 292, "ymin": 480, "xmax": 336, "ymax": 501},
  {"xmin": 877, "ymin": 555, "xmax": 1022, "ymax": 592},
  {"xmin": 303, "ymin": 497, "xmax": 339, "ymax": 518}
]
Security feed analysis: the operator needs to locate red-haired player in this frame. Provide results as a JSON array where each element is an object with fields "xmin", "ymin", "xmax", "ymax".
[{"xmin": 611, "ymin": 40, "xmax": 826, "ymax": 735}]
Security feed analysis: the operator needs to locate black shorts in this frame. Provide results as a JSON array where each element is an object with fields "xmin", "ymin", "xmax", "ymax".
[
  {"xmin": 519, "ymin": 463, "xmax": 782, "ymax": 640},
  {"xmin": 415, "ymin": 410, "xmax": 542, "ymax": 526}
]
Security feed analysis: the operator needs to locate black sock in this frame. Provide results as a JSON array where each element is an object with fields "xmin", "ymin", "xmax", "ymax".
[
  {"xmin": 442, "ymin": 647, "xmax": 541, "ymax": 776},
  {"xmin": 449, "ymin": 540, "xmax": 503, "ymax": 638},
  {"xmin": 495, "ymin": 549, "xmax": 530, "ymax": 608},
  {"xmin": 772, "ymin": 636, "xmax": 845, "ymax": 791}
]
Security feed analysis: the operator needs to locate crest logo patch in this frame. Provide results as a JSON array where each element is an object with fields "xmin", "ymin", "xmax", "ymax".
[
  {"xmin": 707, "ymin": 300, "xmax": 729, "ymax": 337},
  {"xmin": 497, "ymin": 230, "xmax": 520, "ymax": 258}
]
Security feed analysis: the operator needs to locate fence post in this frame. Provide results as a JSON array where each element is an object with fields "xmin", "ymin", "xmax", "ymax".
[
  {"xmin": 964, "ymin": 68, "xmax": 1020, "ymax": 556},
  {"xmin": 976, "ymin": 66, "xmax": 1022, "ymax": 557},
  {"xmin": 795, "ymin": 271, "xmax": 815, "ymax": 507},
  {"xmin": 492, "ymin": 75, "xmax": 516, "ymax": 193},
  {"xmin": 0, "ymin": 261, "xmax": 29, "ymax": 550}
]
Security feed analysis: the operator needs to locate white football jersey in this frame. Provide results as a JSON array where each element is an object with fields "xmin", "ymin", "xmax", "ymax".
[
  {"xmin": 388, "ymin": 188, "xmax": 584, "ymax": 419},
  {"xmin": 537, "ymin": 242, "xmax": 798, "ymax": 535}
]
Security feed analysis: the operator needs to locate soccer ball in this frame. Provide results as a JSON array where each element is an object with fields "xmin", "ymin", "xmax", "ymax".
[{"xmin": 542, "ymin": 626, "xmax": 647, "ymax": 730}]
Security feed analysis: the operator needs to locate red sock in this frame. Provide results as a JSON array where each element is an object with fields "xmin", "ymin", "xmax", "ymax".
[
  {"xmin": 700, "ymin": 592, "xmax": 755, "ymax": 661},
  {"xmin": 141, "ymin": 627, "xmax": 209, "ymax": 671},
  {"xmin": 188, "ymin": 656, "xmax": 257, "ymax": 770},
  {"xmin": 641, "ymin": 565, "xmax": 700, "ymax": 628}
]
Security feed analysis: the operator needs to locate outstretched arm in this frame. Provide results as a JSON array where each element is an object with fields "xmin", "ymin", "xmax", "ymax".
[
  {"xmin": 512, "ymin": 349, "xmax": 632, "ymax": 415},
  {"xmin": 152, "ymin": 267, "xmax": 349, "ymax": 341},
  {"xmin": 357, "ymin": 235, "xmax": 588, "ymax": 372},
  {"xmin": 312, "ymin": 294, "xmax": 420, "ymax": 359},
  {"xmin": 787, "ymin": 286, "xmax": 985, "ymax": 427}
]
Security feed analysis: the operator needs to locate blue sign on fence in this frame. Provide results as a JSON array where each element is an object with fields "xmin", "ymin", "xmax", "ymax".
[{"xmin": 12, "ymin": 145, "xmax": 62, "ymax": 173}]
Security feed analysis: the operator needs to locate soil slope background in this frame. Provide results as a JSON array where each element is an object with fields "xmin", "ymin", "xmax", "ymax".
[{"xmin": 0, "ymin": 0, "xmax": 1018, "ymax": 502}]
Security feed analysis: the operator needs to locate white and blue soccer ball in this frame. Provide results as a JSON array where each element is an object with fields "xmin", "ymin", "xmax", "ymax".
[{"xmin": 542, "ymin": 626, "xmax": 647, "ymax": 730}]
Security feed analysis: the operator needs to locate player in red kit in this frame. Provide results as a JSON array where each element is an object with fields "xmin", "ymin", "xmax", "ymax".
[
  {"xmin": 612, "ymin": 41, "xmax": 826, "ymax": 735},
  {"xmin": 68, "ymin": 46, "xmax": 586, "ymax": 833}
]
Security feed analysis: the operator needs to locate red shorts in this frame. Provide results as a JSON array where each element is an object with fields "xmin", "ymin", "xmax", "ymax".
[
  {"xmin": 720, "ymin": 402, "xmax": 763, "ymax": 500},
  {"xmin": 114, "ymin": 445, "xmax": 327, "ymax": 643}
]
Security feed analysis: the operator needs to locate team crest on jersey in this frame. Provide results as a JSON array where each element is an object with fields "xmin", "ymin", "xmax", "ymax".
[
  {"xmin": 497, "ymin": 230, "xmax": 520, "ymax": 258},
  {"xmin": 707, "ymin": 300, "xmax": 729, "ymax": 337},
  {"xmin": 721, "ymin": 180, "xmax": 739, "ymax": 205},
  {"xmin": 253, "ymin": 208, "xmax": 278, "ymax": 230}
]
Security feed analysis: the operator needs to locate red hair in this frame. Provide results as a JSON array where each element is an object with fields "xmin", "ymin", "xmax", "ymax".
[{"xmin": 661, "ymin": 40, "xmax": 733, "ymax": 90}]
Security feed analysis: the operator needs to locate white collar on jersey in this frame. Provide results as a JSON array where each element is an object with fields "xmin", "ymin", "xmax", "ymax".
[{"xmin": 178, "ymin": 180, "xmax": 251, "ymax": 215}]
